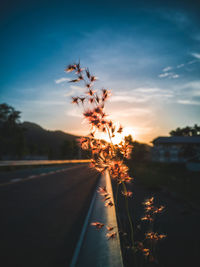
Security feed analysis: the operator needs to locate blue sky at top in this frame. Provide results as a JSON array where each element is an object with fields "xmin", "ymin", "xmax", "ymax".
[{"xmin": 1, "ymin": 0, "xmax": 200, "ymax": 142}]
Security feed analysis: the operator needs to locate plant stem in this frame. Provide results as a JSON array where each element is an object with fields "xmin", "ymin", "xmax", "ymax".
[
  {"xmin": 122, "ymin": 182, "xmax": 135, "ymax": 247},
  {"xmin": 122, "ymin": 182, "xmax": 138, "ymax": 266},
  {"xmin": 115, "ymin": 183, "xmax": 124, "ymax": 234}
]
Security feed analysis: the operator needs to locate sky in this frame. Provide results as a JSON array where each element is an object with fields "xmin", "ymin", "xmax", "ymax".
[{"xmin": 1, "ymin": 0, "xmax": 200, "ymax": 143}]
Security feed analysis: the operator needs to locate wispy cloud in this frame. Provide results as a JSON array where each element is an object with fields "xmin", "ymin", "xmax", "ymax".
[
  {"xmin": 159, "ymin": 72, "xmax": 170, "ymax": 78},
  {"xmin": 55, "ymin": 77, "xmax": 70, "ymax": 84},
  {"xmin": 163, "ymin": 66, "xmax": 172, "ymax": 72},
  {"xmin": 188, "ymin": 60, "xmax": 197, "ymax": 64},
  {"xmin": 176, "ymin": 63, "xmax": 185, "ymax": 68},
  {"xmin": 111, "ymin": 95, "xmax": 146, "ymax": 103},
  {"xmin": 65, "ymin": 107, "xmax": 82, "ymax": 118},
  {"xmin": 112, "ymin": 87, "xmax": 174, "ymax": 104},
  {"xmin": 163, "ymin": 11, "xmax": 190, "ymax": 27},
  {"xmin": 177, "ymin": 99, "xmax": 200, "ymax": 106},
  {"xmin": 65, "ymin": 85, "xmax": 85, "ymax": 97},
  {"xmin": 191, "ymin": 52, "xmax": 200, "ymax": 60},
  {"xmin": 159, "ymin": 56, "xmax": 199, "ymax": 79},
  {"xmin": 178, "ymin": 80, "xmax": 200, "ymax": 96},
  {"xmin": 158, "ymin": 72, "xmax": 179, "ymax": 79},
  {"xmin": 171, "ymin": 80, "xmax": 200, "ymax": 106},
  {"xmin": 171, "ymin": 74, "xmax": 179, "ymax": 78},
  {"xmin": 110, "ymin": 107, "xmax": 152, "ymax": 118}
]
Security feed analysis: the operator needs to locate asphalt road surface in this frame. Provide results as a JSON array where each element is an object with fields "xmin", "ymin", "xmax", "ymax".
[{"xmin": 0, "ymin": 164, "xmax": 99, "ymax": 267}]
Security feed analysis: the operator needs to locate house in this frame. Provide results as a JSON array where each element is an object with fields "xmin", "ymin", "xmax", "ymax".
[{"xmin": 151, "ymin": 136, "xmax": 200, "ymax": 163}]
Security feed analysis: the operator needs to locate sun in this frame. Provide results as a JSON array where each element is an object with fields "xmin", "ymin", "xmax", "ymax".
[{"xmin": 99, "ymin": 126, "xmax": 136, "ymax": 144}]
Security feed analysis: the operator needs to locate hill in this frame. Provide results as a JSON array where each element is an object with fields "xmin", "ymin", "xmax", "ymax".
[
  {"xmin": 21, "ymin": 121, "xmax": 80, "ymax": 159},
  {"xmin": 0, "ymin": 103, "xmax": 81, "ymax": 160}
]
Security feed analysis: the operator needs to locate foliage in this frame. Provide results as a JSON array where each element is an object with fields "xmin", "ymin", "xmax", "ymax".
[
  {"xmin": 0, "ymin": 103, "xmax": 25, "ymax": 158},
  {"xmin": 0, "ymin": 103, "xmax": 21, "ymax": 125},
  {"xmin": 169, "ymin": 124, "xmax": 200, "ymax": 136},
  {"xmin": 129, "ymin": 161, "xmax": 200, "ymax": 204}
]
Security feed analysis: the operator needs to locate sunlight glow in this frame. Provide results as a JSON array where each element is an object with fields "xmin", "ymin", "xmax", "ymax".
[{"xmin": 99, "ymin": 126, "xmax": 137, "ymax": 144}]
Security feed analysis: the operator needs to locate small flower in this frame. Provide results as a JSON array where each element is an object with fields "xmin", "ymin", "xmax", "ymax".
[
  {"xmin": 79, "ymin": 138, "xmax": 89, "ymax": 150},
  {"xmin": 106, "ymin": 226, "xmax": 114, "ymax": 231},
  {"xmin": 86, "ymin": 83, "xmax": 91, "ymax": 88},
  {"xmin": 108, "ymin": 121, "xmax": 113, "ymax": 128},
  {"xmin": 90, "ymin": 76, "xmax": 98, "ymax": 82},
  {"xmin": 69, "ymin": 78, "xmax": 81, "ymax": 83},
  {"xmin": 117, "ymin": 125, "xmax": 123, "ymax": 133},
  {"xmin": 89, "ymin": 98, "xmax": 95, "ymax": 103},
  {"xmin": 122, "ymin": 191, "xmax": 133, "ymax": 197},
  {"xmin": 97, "ymin": 186, "xmax": 107, "ymax": 195},
  {"xmin": 141, "ymin": 215, "xmax": 154, "ymax": 222},
  {"xmin": 89, "ymin": 132, "xmax": 95, "ymax": 137},
  {"xmin": 79, "ymin": 97, "xmax": 85, "ymax": 104},
  {"xmin": 106, "ymin": 232, "xmax": 116, "ymax": 240},
  {"xmin": 104, "ymin": 196, "xmax": 111, "ymax": 201},
  {"xmin": 71, "ymin": 97, "xmax": 79, "ymax": 104},
  {"xmin": 143, "ymin": 197, "xmax": 154, "ymax": 206},
  {"xmin": 78, "ymin": 75, "xmax": 83, "ymax": 80},
  {"xmin": 145, "ymin": 232, "xmax": 166, "ymax": 241},
  {"xmin": 83, "ymin": 110, "xmax": 93, "ymax": 117},
  {"xmin": 91, "ymin": 222, "xmax": 104, "ymax": 230},
  {"xmin": 153, "ymin": 205, "xmax": 165, "ymax": 214},
  {"xmin": 142, "ymin": 248, "xmax": 150, "ymax": 257},
  {"xmin": 85, "ymin": 68, "xmax": 91, "ymax": 79},
  {"xmin": 88, "ymin": 89, "xmax": 95, "ymax": 96},
  {"xmin": 105, "ymin": 200, "xmax": 114, "ymax": 207},
  {"xmin": 102, "ymin": 89, "xmax": 111, "ymax": 101},
  {"xmin": 94, "ymin": 107, "xmax": 103, "ymax": 114},
  {"xmin": 65, "ymin": 64, "xmax": 76, "ymax": 72},
  {"xmin": 136, "ymin": 242, "xmax": 150, "ymax": 257},
  {"xmin": 144, "ymin": 206, "xmax": 153, "ymax": 212}
]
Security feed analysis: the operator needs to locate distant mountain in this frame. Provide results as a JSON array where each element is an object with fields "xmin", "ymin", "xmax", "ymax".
[
  {"xmin": 0, "ymin": 102, "xmax": 82, "ymax": 160},
  {"xmin": 22, "ymin": 121, "xmax": 78, "ymax": 142},
  {"xmin": 21, "ymin": 121, "xmax": 80, "ymax": 159}
]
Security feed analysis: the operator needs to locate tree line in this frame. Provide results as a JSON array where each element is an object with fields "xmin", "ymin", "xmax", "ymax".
[
  {"xmin": 170, "ymin": 124, "xmax": 200, "ymax": 137},
  {"xmin": 0, "ymin": 103, "xmax": 81, "ymax": 160}
]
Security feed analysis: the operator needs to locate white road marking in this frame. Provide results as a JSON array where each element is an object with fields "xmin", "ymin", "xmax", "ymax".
[
  {"xmin": 11, "ymin": 178, "xmax": 22, "ymax": 183},
  {"xmin": 27, "ymin": 175, "xmax": 37, "ymax": 179},
  {"xmin": 0, "ymin": 164, "xmax": 85, "ymax": 187}
]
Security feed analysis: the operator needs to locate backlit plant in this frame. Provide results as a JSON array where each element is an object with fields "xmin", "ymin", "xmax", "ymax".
[{"xmin": 65, "ymin": 62, "xmax": 166, "ymax": 265}]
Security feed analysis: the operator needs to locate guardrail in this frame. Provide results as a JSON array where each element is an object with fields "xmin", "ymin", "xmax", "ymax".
[
  {"xmin": 0, "ymin": 159, "xmax": 91, "ymax": 167},
  {"xmin": 70, "ymin": 170, "xmax": 124, "ymax": 267}
]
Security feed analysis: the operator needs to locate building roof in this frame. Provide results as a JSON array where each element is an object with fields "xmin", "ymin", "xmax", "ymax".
[{"xmin": 152, "ymin": 136, "xmax": 200, "ymax": 145}]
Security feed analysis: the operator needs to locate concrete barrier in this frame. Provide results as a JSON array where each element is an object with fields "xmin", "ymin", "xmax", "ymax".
[{"xmin": 70, "ymin": 170, "xmax": 124, "ymax": 267}]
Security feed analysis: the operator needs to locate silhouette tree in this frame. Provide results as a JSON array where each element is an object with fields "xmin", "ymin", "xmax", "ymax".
[
  {"xmin": 0, "ymin": 103, "xmax": 25, "ymax": 159},
  {"xmin": 169, "ymin": 124, "xmax": 200, "ymax": 136}
]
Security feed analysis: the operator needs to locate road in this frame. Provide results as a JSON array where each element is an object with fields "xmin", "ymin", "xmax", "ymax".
[{"xmin": 0, "ymin": 164, "xmax": 99, "ymax": 267}]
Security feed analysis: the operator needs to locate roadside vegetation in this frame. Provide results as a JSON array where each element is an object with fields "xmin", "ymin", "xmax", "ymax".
[
  {"xmin": 125, "ymin": 133, "xmax": 200, "ymax": 206},
  {"xmin": 128, "ymin": 161, "xmax": 200, "ymax": 206}
]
